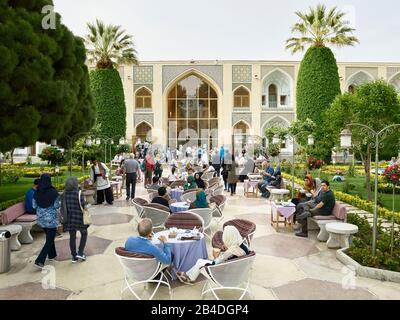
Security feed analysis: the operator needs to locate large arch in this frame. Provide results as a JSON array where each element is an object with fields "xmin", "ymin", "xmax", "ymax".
[
  {"xmin": 389, "ymin": 72, "xmax": 400, "ymax": 93},
  {"xmin": 346, "ymin": 71, "xmax": 374, "ymax": 90},
  {"xmin": 262, "ymin": 69, "xmax": 293, "ymax": 108},
  {"xmin": 165, "ymin": 71, "xmax": 220, "ymax": 151}
]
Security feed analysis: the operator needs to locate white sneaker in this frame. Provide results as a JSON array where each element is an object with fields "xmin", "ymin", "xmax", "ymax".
[{"xmin": 76, "ymin": 254, "xmax": 87, "ymax": 261}]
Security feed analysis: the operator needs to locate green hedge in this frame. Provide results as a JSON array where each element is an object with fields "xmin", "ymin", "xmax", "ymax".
[
  {"xmin": 90, "ymin": 69, "xmax": 126, "ymax": 140},
  {"xmin": 296, "ymin": 47, "xmax": 341, "ymax": 161}
]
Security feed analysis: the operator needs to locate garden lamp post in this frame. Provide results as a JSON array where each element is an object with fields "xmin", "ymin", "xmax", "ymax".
[
  {"xmin": 340, "ymin": 124, "xmax": 400, "ymax": 257},
  {"xmin": 64, "ymin": 133, "xmax": 92, "ymax": 176},
  {"xmin": 286, "ymin": 133, "xmax": 315, "ymax": 199}
]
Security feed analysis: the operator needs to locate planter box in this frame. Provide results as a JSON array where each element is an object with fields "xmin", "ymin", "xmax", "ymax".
[{"xmin": 336, "ymin": 248, "xmax": 400, "ymax": 283}]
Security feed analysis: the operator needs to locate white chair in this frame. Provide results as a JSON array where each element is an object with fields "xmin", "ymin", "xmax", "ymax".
[
  {"xmin": 212, "ymin": 185, "xmax": 224, "ymax": 196},
  {"xmin": 210, "ymin": 195, "xmax": 226, "ymax": 225},
  {"xmin": 200, "ymin": 252, "xmax": 256, "ymax": 300},
  {"xmin": 131, "ymin": 198, "xmax": 148, "ymax": 221},
  {"xmin": 181, "ymin": 191, "xmax": 198, "ymax": 203},
  {"xmin": 142, "ymin": 205, "xmax": 170, "ymax": 230},
  {"xmin": 147, "ymin": 190, "xmax": 158, "ymax": 202},
  {"xmin": 202, "ymin": 172, "xmax": 214, "ymax": 181},
  {"xmin": 115, "ymin": 249, "xmax": 172, "ymax": 300},
  {"xmin": 188, "ymin": 208, "xmax": 213, "ymax": 238}
]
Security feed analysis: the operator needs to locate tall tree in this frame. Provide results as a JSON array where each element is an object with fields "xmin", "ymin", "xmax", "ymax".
[
  {"xmin": 325, "ymin": 80, "xmax": 400, "ymax": 200},
  {"xmin": 286, "ymin": 4, "xmax": 359, "ymax": 162},
  {"xmin": 85, "ymin": 19, "xmax": 138, "ymax": 140},
  {"xmin": 0, "ymin": 0, "xmax": 95, "ymax": 152}
]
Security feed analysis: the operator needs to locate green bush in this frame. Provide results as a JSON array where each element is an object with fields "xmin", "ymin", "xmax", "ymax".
[
  {"xmin": 342, "ymin": 181, "xmax": 356, "ymax": 194},
  {"xmin": 296, "ymin": 47, "xmax": 341, "ymax": 162},
  {"xmin": 90, "ymin": 69, "xmax": 126, "ymax": 140},
  {"xmin": 2, "ymin": 169, "xmax": 23, "ymax": 184},
  {"xmin": 0, "ymin": 197, "xmax": 25, "ymax": 211},
  {"xmin": 39, "ymin": 146, "xmax": 65, "ymax": 166}
]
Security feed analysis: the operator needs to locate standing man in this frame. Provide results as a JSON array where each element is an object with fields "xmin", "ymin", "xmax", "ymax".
[
  {"xmin": 212, "ymin": 149, "xmax": 221, "ymax": 177},
  {"xmin": 122, "ymin": 153, "xmax": 140, "ymax": 201},
  {"xmin": 219, "ymin": 146, "xmax": 225, "ymax": 166},
  {"xmin": 90, "ymin": 157, "xmax": 113, "ymax": 205}
]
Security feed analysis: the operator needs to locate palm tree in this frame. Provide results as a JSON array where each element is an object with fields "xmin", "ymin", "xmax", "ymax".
[
  {"xmin": 286, "ymin": 4, "xmax": 359, "ymax": 54},
  {"xmin": 85, "ymin": 19, "xmax": 138, "ymax": 69}
]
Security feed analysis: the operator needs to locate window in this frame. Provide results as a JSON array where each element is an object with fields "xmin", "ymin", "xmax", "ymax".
[
  {"xmin": 268, "ymin": 84, "xmax": 277, "ymax": 108},
  {"xmin": 136, "ymin": 122, "xmax": 152, "ymax": 142},
  {"xmin": 280, "ymin": 95, "xmax": 287, "ymax": 106},
  {"xmin": 233, "ymin": 87, "xmax": 250, "ymax": 108},
  {"xmin": 135, "ymin": 87, "xmax": 152, "ymax": 109}
]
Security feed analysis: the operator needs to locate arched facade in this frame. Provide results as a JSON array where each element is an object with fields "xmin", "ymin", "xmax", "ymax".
[
  {"xmin": 262, "ymin": 69, "xmax": 292, "ymax": 109},
  {"xmin": 346, "ymin": 71, "xmax": 374, "ymax": 91},
  {"xmin": 233, "ymin": 86, "xmax": 250, "ymax": 108},
  {"xmin": 135, "ymin": 87, "xmax": 152, "ymax": 109},
  {"xmin": 135, "ymin": 121, "xmax": 152, "ymax": 142},
  {"xmin": 389, "ymin": 72, "xmax": 400, "ymax": 93}
]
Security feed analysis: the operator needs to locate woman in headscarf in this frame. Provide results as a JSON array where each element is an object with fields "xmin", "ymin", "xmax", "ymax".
[
  {"xmin": 176, "ymin": 226, "xmax": 249, "ymax": 284},
  {"xmin": 190, "ymin": 191, "xmax": 209, "ymax": 209},
  {"xmin": 144, "ymin": 152, "xmax": 155, "ymax": 187},
  {"xmin": 33, "ymin": 173, "xmax": 60, "ymax": 269},
  {"xmin": 291, "ymin": 173, "xmax": 315, "ymax": 206},
  {"xmin": 61, "ymin": 177, "xmax": 88, "ymax": 263},
  {"xmin": 227, "ymin": 154, "xmax": 239, "ymax": 196},
  {"xmin": 184, "ymin": 175, "xmax": 198, "ymax": 191},
  {"xmin": 194, "ymin": 172, "xmax": 206, "ymax": 190}
]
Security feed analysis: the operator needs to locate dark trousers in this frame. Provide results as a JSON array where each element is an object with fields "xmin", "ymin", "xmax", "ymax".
[
  {"xmin": 97, "ymin": 187, "xmax": 113, "ymax": 204},
  {"xmin": 229, "ymin": 183, "xmax": 237, "ymax": 194},
  {"xmin": 213, "ymin": 164, "xmax": 221, "ymax": 177},
  {"xmin": 126, "ymin": 172, "xmax": 137, "ymax": 199},
  {"xmin": 69, "ymin": 229, "xmax": 88, "ymax": 257},
  {"xmin": 296, "ymin": 201, "xmax": 318, "ymax": 233},
  {"xmin": 36, "ymin": 228, "xmax": 57, "ymax": 264}
]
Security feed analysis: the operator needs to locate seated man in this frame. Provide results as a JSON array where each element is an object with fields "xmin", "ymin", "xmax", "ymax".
[
  {"xmin": 125, "ymin": 218, "xmax": 172, "ymax": 265},
  {"xmin": 148, "ymin": 176, "xmax": 161, "ymax": 191},
  {"xmin": 25, "ymin": 179, "xmax": 40, "ymax": 214},
  {"xmin": 295, "ymin": 181, "xmax": 336, "ymax": 238},
  {"xmin": 151, "ymin": 187, "xmax": 170, "ymax": 208},
  {"xmin": 257, "ymin": 161, "xmax": 274, "ymax": 198}
]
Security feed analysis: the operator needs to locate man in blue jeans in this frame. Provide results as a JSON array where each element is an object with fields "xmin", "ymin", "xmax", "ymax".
[
  {"xmin": 125, "ymin": 219, "xmax": 172, "ymax": 265},
  {"xmin": 257, "ymin": 161, "xmax": 274, "ymax": 198}
]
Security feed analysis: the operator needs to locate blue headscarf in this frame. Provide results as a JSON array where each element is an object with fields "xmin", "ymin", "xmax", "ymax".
[
  {"xmin": 194, "ymin": 191, "xmax": 208, "ymax": 208},
  {"xmin": 33, "ymin": 173, "xmax": 59, "ymax": 208}
]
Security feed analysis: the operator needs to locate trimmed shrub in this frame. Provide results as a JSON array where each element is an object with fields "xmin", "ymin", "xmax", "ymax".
[
  {"xmin": 296, "ymin": 47, "xmax": 341, "ymax": 161},
  {"xmin": 90, "ymin": 69, "xmax": 126, "ymax": 140}
]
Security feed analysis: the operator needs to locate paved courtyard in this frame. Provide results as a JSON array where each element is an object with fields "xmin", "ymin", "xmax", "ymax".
[{"xmin": 1, "ymin": 182, "xmax": 399, "ymax": 300}]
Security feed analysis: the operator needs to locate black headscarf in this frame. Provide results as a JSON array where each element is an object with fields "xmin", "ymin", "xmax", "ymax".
[
  {"xmin": 33, "ymin": 173, "xmax": 59, "ymax": 208},
  {"xmin": 194, "ymin": 172, "xmax": 206, "ymax": 190}
]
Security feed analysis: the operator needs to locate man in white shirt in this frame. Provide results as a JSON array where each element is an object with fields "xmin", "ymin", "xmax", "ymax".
[{"xmin": 90, "ymin": 157, "xmax": 113, "ymax": 205}]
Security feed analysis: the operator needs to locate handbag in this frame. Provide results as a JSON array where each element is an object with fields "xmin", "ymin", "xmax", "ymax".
[{"xmin": 78, "ymin": 190, "xmax": 91, "ymax": 225}]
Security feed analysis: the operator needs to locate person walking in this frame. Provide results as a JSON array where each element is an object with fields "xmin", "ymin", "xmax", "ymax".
[
  {"xmin": 90, "ymin": 157, "xmax": 113, "ymax": 205},
  {"xmin": 61, "ymin": 177, "xmax": 89, "ymax": 263},
  {"xmin": 122, "ymin": 153, "xmax": 140, "ymax": 200},
  {"xmin": 144, "ymin": 152, "xmax": 155, "ymax": 187},
  {"xmin": 33, "ymin": 173, "xmax": 60, "ymax": 269},
  {"xmin": 227, "ymin": 154, "xmax": 239, "ymax": 196},
  {"xmin": 211, "ymin": 149, "xmax": 221, "ymax": 177}
]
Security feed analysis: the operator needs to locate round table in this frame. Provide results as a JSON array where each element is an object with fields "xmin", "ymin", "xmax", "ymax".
[
  {"xmin": 170, "ymin": 188, "xmax": 184, "ymax": 202},
  {"xmin": 152, "ymin": 230, "xmax": 208, "ymax": 279},
  {"xmin": 170, "ymin": 202, "xmax": 190, "ymax": 213},
  {"xmin": 270, "ymin": 189, "xmax": 290, "ymax": 202},
  {"xmin": 326, "ymin": 222, "xmax": 359, "ymax": 249}
]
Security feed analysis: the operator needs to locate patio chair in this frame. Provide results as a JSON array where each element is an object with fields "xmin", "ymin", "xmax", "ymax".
[
  {"xmin": 208, "ymin": 177, "xmax": 221, "ymax": 187},
  {"xmin": 114, "ymin": 247, "xmax": 172, "ymax": 300},
  {"xmin": 188, "ymin": 208, "xmax": 213, "ymax": 238},
  {"xmin": 200, "ymin": 252, "xmax": 256, "ymax": 300},
  {"xmin": 142, "ymin": 204, "xmax": 170, "ymax": 230},
  {"xmin": 212, "ymin": 185, "xmax": 224, "ymax": 197},
  {"xmin": 201, "ymin": 172, "xmax": 214, "ymax": 181},
  {"xmin": 147, "ymin": 190, "xmax": 158, "ymax": 201},
  {"xmin": 212, "ymin": 219, "xmax": 256, "ymax": 250},
  {"xmin": 132, "ymin": 198, "xmax": 148, "ymax": 221},
  {"xmin": 181, "ymin": 190, "xmax": 199, "ymax": 203},
  {"xmin": 164, "ymin": 212, "xmax": 204, "ymax": 230},
  {"xmin": 209, "ymin": 195, "xmax": 227, "ymax": 225}
]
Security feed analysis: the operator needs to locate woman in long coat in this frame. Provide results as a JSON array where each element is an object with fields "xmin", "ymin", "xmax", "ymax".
[
  {"xmin": 227, "ymin": 155, "xmax": 239, "ymax": 196},
  {"xmin": 61, "ymin": 177, "xmax": 88, "ymax": 263}
]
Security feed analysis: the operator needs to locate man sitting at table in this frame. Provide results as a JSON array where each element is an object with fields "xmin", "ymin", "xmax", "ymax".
[
  {"xmin": 295, "ymin": 180, "xmax": 336, "ymax": 238},
  {"xmin": 148, "ymin": 176, "xmax": 161, "ymax": 191},
  {"xmin": 125, "ymin": 218, "xmax": 172, "ymax": 265},
  {"xmin": 257, "ymin": 161, "xmax": 274, "ymax": 198},
  {"xmin": 151, "ymin": 187, "xmax": 170, "ymax": 208}
]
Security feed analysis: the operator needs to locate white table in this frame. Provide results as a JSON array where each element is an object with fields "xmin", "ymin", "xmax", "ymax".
[
  {"xmin": 170, "ymin": 202, "xmax": 190, "ymax": 213},
  {"xmin": 326, "ymin": 222, "xmax": 359, "ymax": 249}
]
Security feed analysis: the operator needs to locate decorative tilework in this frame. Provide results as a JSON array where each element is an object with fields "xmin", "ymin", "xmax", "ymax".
[
  {"xmin": 260, "ymin": 114, "xmax": 293, "ymax": 130},
  {"xmin": 232, "ymin": 113, "xmax": 252, "ymax": 127},
  {"xmin": 346, "ymin": 70, "xmax": 374, "ymax": 86},
  {"xmin": 134, "ymin": 84, "xmax": 153, "ymax": 92},
  {"xmin": 233, "ymin": 83, "xmax": 251, "ymax": 91},
  {"xmin": 232, "ymin": 65, "xmax": 252, "ymax": 83},
  {"xmin": 261, "ymin": 66, "xmax": 295, "ymax": 80},
  {"xmin": 388, "ymin": 67, "xmax": 400, "ymax": 80},
  {"xmin": 346, "ymin": 67, "xmax": 377, "ymax": 80},
  {"xmin": 134, "ymin": 113, "xmax": 154, "ymax": 127},
  {"xmin": 133, "ymin": 66, "xmax": 153, "ymax": 84},
  {"xmin": 162, "ymin": 65, "xmax": 223, "ymax": 93}
]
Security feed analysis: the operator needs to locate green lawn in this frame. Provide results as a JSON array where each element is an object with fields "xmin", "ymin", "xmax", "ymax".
[
  {"xmin": 0, "ymin": 171, "xmax": 87, "ymax": 203},
  {"xmin": 293, "ymin": 169, "xmax": 400, "ymax": 212}
]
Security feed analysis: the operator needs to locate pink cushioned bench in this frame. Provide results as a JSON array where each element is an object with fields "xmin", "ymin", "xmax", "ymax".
[
  {"xmin": 1, "ymin": 202, "xmax": 37, "ymax": 244},
  {"xmin": 308, "ymin": 202, "xmax": 347, "ymax": 242}
]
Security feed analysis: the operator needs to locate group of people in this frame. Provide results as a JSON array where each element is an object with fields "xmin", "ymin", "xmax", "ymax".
[{"xmin": 256, "ymin": 161, "xmax": 282, "ymax": 198}]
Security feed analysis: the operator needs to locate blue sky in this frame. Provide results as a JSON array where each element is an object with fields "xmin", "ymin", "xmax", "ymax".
[{"xmin": 53, "ymin": 0, "xmax": 400, "ymax": 62}]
